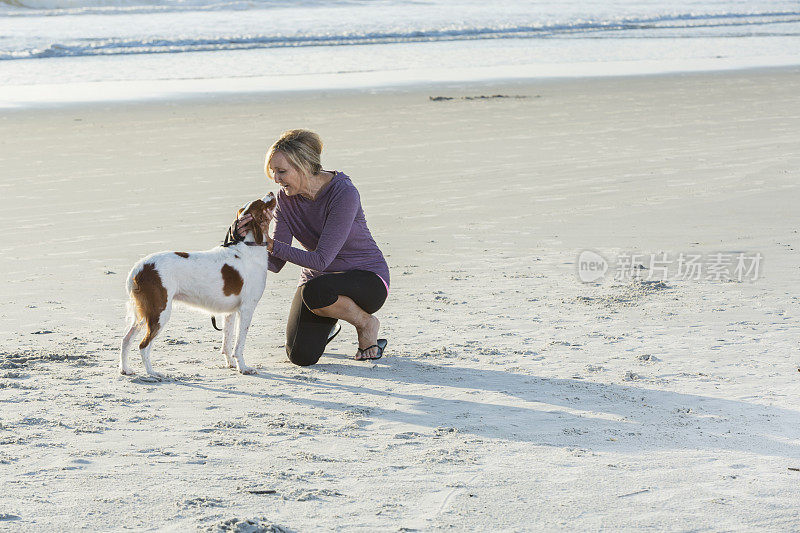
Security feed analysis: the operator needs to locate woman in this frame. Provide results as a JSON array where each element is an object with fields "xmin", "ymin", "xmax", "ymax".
[{"xmin": 233, "ymin": 129, "xmax": 389, "ymax": 366}]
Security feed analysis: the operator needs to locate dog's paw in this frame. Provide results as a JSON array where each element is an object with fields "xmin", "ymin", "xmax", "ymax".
[
  {"xmin": 119, "ymin": 368, "xmax": 135, "ymax": 376},
  {"xmin": 146, "ymin": 370, "xmax": 165, "ymax": 379},
  {"xmin": 238, "ymin": 366, "xmax": 257, "ymax": 375}
]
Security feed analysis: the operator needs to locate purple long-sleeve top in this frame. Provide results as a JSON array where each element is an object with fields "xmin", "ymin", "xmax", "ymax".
[{"xmin": 268, "ymin": 171, "xmax": 390, "ymax": 288}]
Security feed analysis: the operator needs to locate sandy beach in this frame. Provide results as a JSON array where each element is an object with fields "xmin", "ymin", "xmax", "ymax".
[{"xmin": 1, "ymin": 68, "xmax": 799, "ymax": 530}]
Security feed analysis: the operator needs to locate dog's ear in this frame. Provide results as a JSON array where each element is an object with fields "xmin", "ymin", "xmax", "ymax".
[
  {"xmin": 238, "ymin": 200, "xmax": 255, "ymax": 219},
  {"xmin": 244, "ymin": 199, "xmax": 267, "ymax": 243},
  {"xmin": 250, "ymin": 217, "xmax": 264, "ymax": 243}
]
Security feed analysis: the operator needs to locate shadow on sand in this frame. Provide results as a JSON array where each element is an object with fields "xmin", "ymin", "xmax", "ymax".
[{"xmin": 170, "ymin": 353, "xmax": 800, "ymax": 458}]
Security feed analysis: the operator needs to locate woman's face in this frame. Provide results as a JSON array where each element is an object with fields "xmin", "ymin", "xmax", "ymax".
[{"xmin": 268, "ymin": 151, "xmax": 305, "ymax": 196}]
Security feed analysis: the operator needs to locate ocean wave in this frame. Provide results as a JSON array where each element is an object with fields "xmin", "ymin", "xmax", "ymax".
[
  {"xmin": 0, "ymin": 0, "xmax": 332, "ymax": 16},
  {"xmin": 3, "ymin": 11, "xmax": 799, "ymax": 61}
]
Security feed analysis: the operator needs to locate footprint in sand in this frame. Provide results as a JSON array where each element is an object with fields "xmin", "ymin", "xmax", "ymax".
[
  {"xmin": 62, "ymin": 458, "xmax": 91, "ymax": 470},
  {"xmin": 393, "ymin": 431, "xmax": 424, "ymax": 440},
  {"xmin": 284, "ymin": 488, "xmax": 343, "ymax": 501},
  {"xmin": 178, "ymin": 496, "xmax": 224, "ymax": 509},
  {"xmin": 204, "ymin": 518, "xmax": 292, "ymax": 533}
]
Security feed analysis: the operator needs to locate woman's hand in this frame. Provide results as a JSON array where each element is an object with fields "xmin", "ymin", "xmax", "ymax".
[
  {"xmin": 233, "ymin": 214, "xmax": 251, "ymax": 239},
  {"xmin": 235, "ymin": 207, "xmax": 274, "ymax": 239}
]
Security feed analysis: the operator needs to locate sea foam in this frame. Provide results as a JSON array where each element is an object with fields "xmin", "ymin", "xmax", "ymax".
[{"xmin": 1, "ymin": 0, "xmax": 799, "ymax": 105}]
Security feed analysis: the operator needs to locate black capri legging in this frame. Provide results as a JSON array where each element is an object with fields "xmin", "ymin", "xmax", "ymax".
[{"xmin": 286, "ymin": 270, "xmax": 388, "ymax": 366}]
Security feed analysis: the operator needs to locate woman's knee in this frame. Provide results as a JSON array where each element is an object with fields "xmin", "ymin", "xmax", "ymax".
[
  {"xmin": 301, "ymin": 277, "xmax": 338, "ymax": 311},
  {"xmin": 286, "ymin": 343, "xmax": 322, "ymax": 367}
]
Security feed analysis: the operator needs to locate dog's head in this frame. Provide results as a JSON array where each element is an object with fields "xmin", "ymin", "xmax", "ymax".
[{"xmin": 237, "ymin": 192, "xmax": 277, "ymax": 243}]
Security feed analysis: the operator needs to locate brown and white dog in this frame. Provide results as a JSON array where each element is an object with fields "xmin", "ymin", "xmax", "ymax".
[{"xmin": 119, "ymin": 193, "xmax": 276, "ymax": 377}]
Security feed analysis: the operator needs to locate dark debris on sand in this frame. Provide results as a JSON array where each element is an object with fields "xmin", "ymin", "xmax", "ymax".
[{"xmin": 429, "ymin": 94, "xmax": 535, "ymax": 101}]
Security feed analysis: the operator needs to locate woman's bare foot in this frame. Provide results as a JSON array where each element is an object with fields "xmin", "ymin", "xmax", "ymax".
[
  {"xmin": 304, "ymin": 295, "xmax": 383, "ymax": 360},
  {"xmin": 355, "ymin": 315, "xmax": 380, "ymax": 359}
]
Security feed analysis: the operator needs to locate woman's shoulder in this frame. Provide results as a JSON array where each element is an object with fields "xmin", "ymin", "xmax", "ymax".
[{"xmin": 328, "ymin": 171, "xmax": 360, "ymax": 201}]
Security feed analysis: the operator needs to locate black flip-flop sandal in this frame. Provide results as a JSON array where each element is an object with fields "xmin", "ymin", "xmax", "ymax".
[
  {"xmin": 355, "ymin": 338, "xmax": 387, "ymax": 361},
  {"xmin": 325, "ymin": 323, "xmax": 342, "ymax": 346}
]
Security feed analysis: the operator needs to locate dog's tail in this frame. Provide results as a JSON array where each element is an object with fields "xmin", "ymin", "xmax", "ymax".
[
  {"xmin": 125, "ymin": 264, "xmax": 146, "ymax": 327},
  {"xmin": 125, "ymin": 298, "xmax": 144, "ymax": 327}
]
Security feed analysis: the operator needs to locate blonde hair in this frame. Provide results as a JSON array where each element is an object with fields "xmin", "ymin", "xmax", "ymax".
[{"xmin": 265, "ymin": 129, "xmax": 323, "ymax": 179}]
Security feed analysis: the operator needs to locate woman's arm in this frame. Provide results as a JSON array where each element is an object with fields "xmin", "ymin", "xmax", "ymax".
[
  {"xmin": 268, "ymin": 202, "xmax": 291, "ymax": 273},
  {"xmin": 270, "ymin": 187, "xmax": 359, "ymax": 272}
]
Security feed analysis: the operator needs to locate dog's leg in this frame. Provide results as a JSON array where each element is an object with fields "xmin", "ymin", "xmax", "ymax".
[
  {"xmin": 119, "ymin": 320, "xmax": 140, "ymax": 375},
  {"xmin": 232, "ymin": 305, "xmax": 257, "ymax": 375},
  {"xmin": 221, "ymin": 313, "xmax": 237, "ymax": 369},
  {"xmin": 139, "ymin": 300, "xmax": 172, "ymax": 378},
  {"xmin": 139, "ymin": 339, "xmax": 162, "ymax": 378}
]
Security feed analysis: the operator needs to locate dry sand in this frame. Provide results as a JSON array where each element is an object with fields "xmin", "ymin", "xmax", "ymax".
[{"xmin": 1, "ymin": 68, "xmax": 799, "ymax": 531}]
